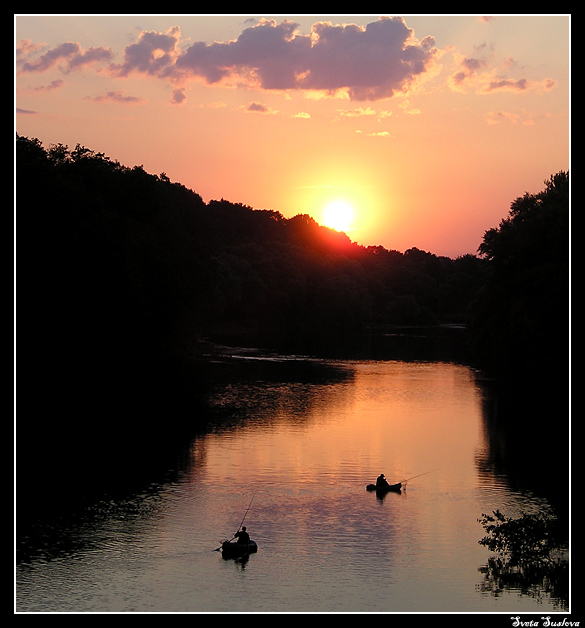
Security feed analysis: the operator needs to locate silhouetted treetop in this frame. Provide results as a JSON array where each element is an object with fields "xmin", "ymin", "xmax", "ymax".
[
  {"xmin": 15, "ymin": 133, "xmax": 495, "ymax": 355},
  {"xmin": 469, "ymin": 171, "xmax": 569, "ymax": 384},
  {"xmin": 478, "ymin": 171, "xmax": 568, "ymax": 268},
  {"xmin": 19, "ymin": 132, "xmax": 566, "ymax": 365}
]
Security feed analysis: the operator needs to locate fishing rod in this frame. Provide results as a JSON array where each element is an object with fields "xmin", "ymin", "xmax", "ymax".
[
  {"xmin": 400, "ymin": 468, "xmax": 439, "ymax": 485},
  {"xmin": 237, "ymin": 490, "xmax": 257, "ymax": 532},
  {"xmin": 214, "ymin": 490, "xmax": 257, "ymax": 551}
]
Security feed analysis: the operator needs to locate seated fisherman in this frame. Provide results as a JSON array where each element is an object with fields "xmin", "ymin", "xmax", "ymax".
[
  {"xmin": 234, "ymin": 526, "xmax": 250, "ymax": 544},
  {"xmin": 376, "ymin": 473, "xmax": 391, "ymax": 488}
]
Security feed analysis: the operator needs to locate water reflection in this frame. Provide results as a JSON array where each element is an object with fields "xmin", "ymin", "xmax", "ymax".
[
  {"xmin": 16, "ymin": 349, "xmax": 569, "ymax": 613},
  {"xmin": 476, "ymin": 377, "xmax": 569, "ymax": 515},
  {"xmin": 366, "ymin": 485, "xmax": 403, "ymax": 501},
  {"xmin": 473, "ymin": 373, "xmax": 569, "ymax": 611},
  {"xmin": 203, "ymin": 351, "xmax": 355, "ymax": 430},
  {"xmin": 477, "ymin": 554, "xmax": 569, "ymax": 610}
]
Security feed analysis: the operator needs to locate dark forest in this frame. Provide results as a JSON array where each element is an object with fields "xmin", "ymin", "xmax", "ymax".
[{"xmin": 16, "ymin": 134, "xmax": 569, "ymax": 510}]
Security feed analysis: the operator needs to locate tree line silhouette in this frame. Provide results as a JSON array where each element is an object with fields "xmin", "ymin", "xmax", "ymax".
[
  {"xmin": 16, "ymin": 133, "xmax": 568, "ymax": 509},
  {"xmin": 468, "ymin": 170, "xmax": 569, "ymax": 383}
]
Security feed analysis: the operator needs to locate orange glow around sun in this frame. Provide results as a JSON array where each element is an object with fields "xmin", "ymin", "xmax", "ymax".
[{"xmin": 321, "ymin": 200, "xmax": 356, "ymax": 233}]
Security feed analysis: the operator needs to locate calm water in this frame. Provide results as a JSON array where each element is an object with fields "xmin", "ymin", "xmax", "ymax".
[{"xmin": 16, "ymin": 352, "xmax": 568, "ymax": 613}]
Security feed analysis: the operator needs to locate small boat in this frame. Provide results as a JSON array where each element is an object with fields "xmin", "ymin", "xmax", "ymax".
[
  {"xmin": 221, "ymin": 540, "xmax": 258, "ymax": 558},
  {"xmin": 366, "ymin": 482, "xmax": 402, "ymax": 494}
]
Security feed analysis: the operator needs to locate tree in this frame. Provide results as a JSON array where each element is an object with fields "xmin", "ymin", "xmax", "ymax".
[
  {"xmin": 479, "ymin": 509, "xmax": 562, "ymax": 565},
  {"xmin": 468, "ymin": 172, "xmax": 569, "ymax": 382},
  {"xmin": 477, "ymin": 510, "xmax": 568, "ymax": 609},
  {"xmin": 478, "ymin": 172, "xmax": 568, "ymax": 266}
]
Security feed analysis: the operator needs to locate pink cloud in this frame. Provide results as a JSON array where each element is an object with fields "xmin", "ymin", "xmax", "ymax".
[
  {"xmin": 244, "ymin": 102, "xmax": 278, "ymax": 114},
  {"xmin": 108, "ymin": 26, "xmax": 181, "ymax": 78},
  {"xmin": 174, "ymin": 17, "xmax": 439, "ymax": 101},
  {"xmin": 17, "ymin": 41, "xmax": 113, "ymax": 74},
  {"xmin": 16, "ymin": 39, "xmax": 45, "ymax": 58},
  {"xmin": 33, "ymin": 79, "xmax": 65, "ymax": 92},
  {"xmin": 84, "ymin": 90, "xmax": 144, "ymax": 104},
  {"xmin": 18, "ymin": 17, "xmax": 557, "ymax": 107},
  {"xmin": 170, "ymin": 87, "xmax": 186, "ymax": 105},
  {"xmin": 483, "ymin": 76, "xmax": 556, "ymax": 93},
  {"xmin": 449, "ymin": 50, "xmax": 555, "ymax": 95}
]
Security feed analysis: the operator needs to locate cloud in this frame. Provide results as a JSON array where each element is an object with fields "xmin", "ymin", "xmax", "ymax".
[
  {"xmin": 334, "ymin": 106, "xmax": 377, "ymax": 120},
  {"xmin": 243, "ymin": 101, "xmax": 278, "ymax": 114},
  {"xmin": 68, "ymin": 46, "xmax": 115, "ymax": 72},
  {"xmin": 18, "ymin": 17, "xmax": 557, "ymax": 108},
  {"xmin": 173, "ymin": 17, "xmax": 439, "ymax": 101},
  {"xmin": 365, "ymin": 131, "xmax": 392, "ymax": 138},
  {"xmin": 16, "ymin": 107, "xmax": 37, "ymax": 115},
  {"xmin": 484, "ymin": 77, "xmax": 529, "ymax": 92},
  {"xmin": 484, "ymin": 110, "xmax": 541, "ymax": 126},
  {"xmin": 334, "ymin": 106, "xmax": 392, "ymax": 122},
  {"xmin": 108, "ymin": 26, "xmax": 181, "ymax": 78},
  {"xmin": 176, "ymin": 19, "xmax": 308, "ymax": 88},
  {"xmin": 170, "ymin": 87, "xmax": 186, "ymax": 105},
  {"xmin": 448, "ymin": 53, "xmax": 489, "ymax": 89},
  {"xmin": 485, "ymin": 110, "xmax": 520, "ymax": 124},
  {"xmin": 304, "ymin": 19, "xmax": 438, "ymax": 100},
  {"xmin": 32, "ymin": 79, "xmax": 65, "ymax": 92},
  {"xmin": 481, "ymin": 76, "xmax": 555, "ymax": 94},
  {"xmin": 18, "ymin": 41, "xmax": 79, "ymax": 72},
  {"xmin": 16, "ymin": 39, "xmax": 45, "ymax": 58},
  {"xmin": 292, "ymin": 111, "xmax": 310, "ymax": 118},
  {"xmin": 356, "ymin": 129, "xmax": 392, "ymax": 138},
  {"xmin": 449, "ymin": 50, "xmax": 555, "ymax": 95},
  {"xmin": 84, "ymin": 90, "xmax": 144, "ymax": 104},
  {"xmin": 17, "ymin": 40, "xmax": 113, "ymax": 74},
  {"xmin": 399, "ymin": 99, "xmax": 421, "ymax": 115},
  {"xmin": 200, "ymin": 101, "xmax": 228, "ymax": 108}
]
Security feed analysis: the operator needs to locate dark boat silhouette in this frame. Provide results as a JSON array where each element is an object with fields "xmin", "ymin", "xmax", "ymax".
[{"xmin": 221, "ymin": 539, "xmax": 258, "ymax": 558}]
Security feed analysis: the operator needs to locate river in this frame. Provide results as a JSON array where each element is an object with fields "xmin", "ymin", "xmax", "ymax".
[{"xmin": 15, "ymin": 343, "xmax": 569, "ymax": 613}]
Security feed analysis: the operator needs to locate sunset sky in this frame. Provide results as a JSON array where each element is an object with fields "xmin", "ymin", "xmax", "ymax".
[{"xmin": 15, "ymin": 14, "xmax": 570, "ymax": 257}]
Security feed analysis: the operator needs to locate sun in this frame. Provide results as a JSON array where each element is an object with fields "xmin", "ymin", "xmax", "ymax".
[{"xmin": 322, "ymin": 200, "xmax": 355, "ymax": 232}]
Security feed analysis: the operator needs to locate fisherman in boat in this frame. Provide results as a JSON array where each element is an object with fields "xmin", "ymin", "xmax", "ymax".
[
  {"xmin": 234, "ymin": 526, "xmax": 250, "ymax": 545},
  {"xmin": 376, "ymin": 473, "xmax": 391, "ymax": 489}
]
